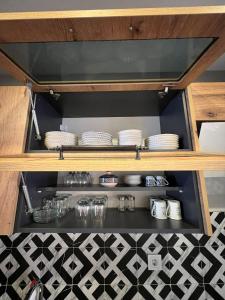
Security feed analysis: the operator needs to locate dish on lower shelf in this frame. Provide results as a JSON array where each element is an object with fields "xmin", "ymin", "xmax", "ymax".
[
  {"xmin": 100, "ymin": 182, "xmax": 118, "ymax": 187},
  {"xmin": 124, "ymin": 174, "xmax": 142, "ymax": 186},
  {"xmin": 99, "ymin": 171, "xmax": 118, "ymax": 187}
]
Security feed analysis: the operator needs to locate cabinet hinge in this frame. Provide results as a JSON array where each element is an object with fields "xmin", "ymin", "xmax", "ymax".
[
  {"xmin": 158, "ymin": 86, "xmax": 169, "ymax": 98},
  {"xmin": 27, "ymin": 83, "xmax": 42, "ymax": 140},
  {"xmin": 49, "ymin": 89, "xmax": 61, "ymax": 100},
  {"xmin": 21, "ymin": 173, "xmax": 33, "ymax": 214}
]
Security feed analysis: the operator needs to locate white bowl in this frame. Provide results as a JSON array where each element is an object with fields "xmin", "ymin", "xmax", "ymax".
[
  {"xmin": 100, "ymin": 182, "xmax": 118, "ymax": 188},
  {"xmin": 124, "ymin": 175, "xmax": 142, "ymax": 186}
]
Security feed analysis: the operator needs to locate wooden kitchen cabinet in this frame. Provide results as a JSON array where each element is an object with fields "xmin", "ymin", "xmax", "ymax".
[{"xmin": 0, "ymin": 6, "xmax": 225, "ymax": 235}]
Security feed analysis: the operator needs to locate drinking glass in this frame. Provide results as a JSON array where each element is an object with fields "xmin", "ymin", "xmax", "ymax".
[
  {"xmin": 64, "ymin": 172, "xmax": 74, "ymax": 186},
  {"xmin": 118, "ymin": 195, "xmax": 126, "ymax": 212},
  {"xmin": 76, "ymin": 197, "xmax": 91, "ymax": 221},
  {"xmin": 92, "ymin": 195, "xmax": 107, "ymax": 221},
  {"xmin": 127, "ymin": 195, "xmax": 135, "ymax": 211},
  {"xmin": 53, "ymin": 195, "xmax": 68, "ymax": 218}
]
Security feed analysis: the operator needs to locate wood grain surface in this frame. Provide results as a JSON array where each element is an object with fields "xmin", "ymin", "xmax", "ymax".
[
  {"xmin": 0, "ymin": 8, "xmax": 225, "ymax": 91},
  {"xmin": 189, "ymin": 83, "xmax": 225, "ymax": 121},
  {"xmin": 0, "ymin": 86, "xmax": 30, "ymax": 235},
  {"xmin": 0, "ymin": 152, "xmax": 224, "ymax": 172},
  {"xmin": 186, "ymin": 85, "xmax": 213, "ymax": 236}
]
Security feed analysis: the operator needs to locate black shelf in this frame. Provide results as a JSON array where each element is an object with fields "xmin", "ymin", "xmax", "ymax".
[
  {"xmin": 37, "ymin": 185, "xmax": 182, "ymax": 192},
  {"xmin": 16, "ymin": 208, "xmax": 199, "ymax": 233}
]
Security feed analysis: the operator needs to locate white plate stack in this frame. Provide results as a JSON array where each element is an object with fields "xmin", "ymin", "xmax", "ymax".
[
  {"xmin": 80, "ymin": 131, "xmax": 112, "ymax": 146},
  {"xmin": 146, "ymin": 134, "xmax": 179, "ymax": 150},
  {"xmin": 118, "ymin": 129, "xmax": 142, "ymax": 146},
  {"xmin": 44, "ymin": 131, "xmax": 77, "ymax": 149}
]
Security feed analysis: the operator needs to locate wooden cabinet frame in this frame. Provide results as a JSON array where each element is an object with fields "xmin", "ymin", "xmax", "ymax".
[
  {"xmin": 0, "ymin": 83, "xmax": 224, "ymax": 235},
  {"xmin": 0, "ymin": 5, "xmax": 224, "ymax": 235},
  {"xmin": 0, "ymin": 87, "xmax": 30, "ymax": 235},
  {"xmin": 0, "ymin": 6, "xmax": 225, "ymax": 92}
]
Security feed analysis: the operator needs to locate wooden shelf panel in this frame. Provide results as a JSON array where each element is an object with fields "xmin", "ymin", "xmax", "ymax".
[{"xmin": 1, "ymin": 152, "xmax": 225, "ymax": 171}]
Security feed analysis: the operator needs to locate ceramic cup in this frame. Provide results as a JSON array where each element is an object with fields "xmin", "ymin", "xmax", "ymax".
[
  {"xmin": 145, "ymin": 175, "xmax": 157, "ymax": 187},
  {"xmin": 156, "ymin": 176, "xmax": 169, "ymax": 186},
  {"xmin": 151, "ymin": 199, "xmax": 167, "ymax": 219},
  {"xmin": 166, "ymin": 199, "xmax": 182, "ymax": 220}
]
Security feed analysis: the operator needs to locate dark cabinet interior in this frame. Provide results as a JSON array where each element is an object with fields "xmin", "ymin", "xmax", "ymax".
[
  {"xmin": 26, "ymin": 89, "xmax": 192, "ymax": 152},
  {"xmin": 15, "ymin": 171, "xmax": 203, "ymax": 233},
  {"xmin": 12, "ymin": 88, "xmax": 205, "ymax": 234}
]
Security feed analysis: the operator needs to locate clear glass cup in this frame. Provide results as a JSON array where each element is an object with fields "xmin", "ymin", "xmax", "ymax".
[
  {"xmin": 76, "ymin": 197, "xmax": 91, "ymax": 221},
  {"xmin": 64, "ymin": 172, "xmax": 74, "ymax": 186},
  {"xmin": 41, "ymin": 196, "xmax": 54, "ymax": 209},
  {"xmin": 91, "ymin": 195, "xmax": 107, "ymax": 221},
  {"xmin": 118, "ymin": 195, "xmax": 126, "ymax": 212},
  {"xmin": 53, "ymin": 196, "xmax": 68, "ymax": 218},
  {"xmin": 127, "ymin": 195, "xmax": 135, "ymax": 211}
]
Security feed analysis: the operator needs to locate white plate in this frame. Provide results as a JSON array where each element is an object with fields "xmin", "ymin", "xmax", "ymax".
[
  {"xmin": 46, "ymin": 132, "xmax": 75, "ymax": 137},
  {"xmin": 100, "ymin": 182, "xmax": 118, "ymax": 187},
  {"xmin": 82, "ymin": 131, "xmax": 112, "ymax": 137},
  {"xmin": 118, "ymin": 129, "xmax": 142, "ymax": 134},
  {"xmin": 80, "ymin": 141, "xmax": 113, "ymax": 146},
  {"xmin": 148, "ymin": 142, "xmax": 179, "ymax": 146},
  {"xmin": 119, "ymin": 139, "xmax": 142, "ymax": 142},
  {"xmin": 147, "ymin": 135, "xmax": 178, "ymax": 139},
  {"xmin": 148, "ymin": 134, "xmax": 179, "ymax": 138},
  {"xmin": 149, "ymin": 147, "xmax": 178, "ymax": 150}
]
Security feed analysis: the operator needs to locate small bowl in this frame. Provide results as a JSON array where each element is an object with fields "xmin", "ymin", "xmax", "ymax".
[
  {"xmin": 100, "ymin": 182, "xmax": 118, "ymax": 188},
  {"xmin": 124, "ymin": 175, "xmax": 142, "ymax": 186}
]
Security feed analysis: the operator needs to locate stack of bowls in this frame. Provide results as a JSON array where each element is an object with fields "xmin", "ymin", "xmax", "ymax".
[
  {"xmin": 44, "ymin": 131, "xmax": 77, "ymax": 149},
  {"xmin": 80, "ymin": 131, "xmax": 112, "ymax": 146},
  {"xmin": 145, "ymin": 134, "xmax": 179, "ymax": 150},
  {"xmin": 118, "ymin": 129, "xmax": 142, "ymax": 146}
]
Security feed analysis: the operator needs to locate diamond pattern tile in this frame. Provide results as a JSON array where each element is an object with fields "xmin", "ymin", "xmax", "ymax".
[{"xmin": 0, "ymin": 212, "xmax": 225, "ymax": 299}]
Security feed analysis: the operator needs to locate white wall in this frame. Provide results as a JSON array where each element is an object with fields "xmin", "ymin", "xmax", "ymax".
[{"xmin": 199, "ymin": 122, "xmax": 225, "ymax": 211}]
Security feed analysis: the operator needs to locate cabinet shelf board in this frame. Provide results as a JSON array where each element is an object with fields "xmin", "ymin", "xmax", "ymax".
[
  {"xmin": 37, "ymin": 185, "xmax": 181, "ymax": 192},
  {"xmin": 16, "ymin": 208, "xmax": 200, "ymax": 233}
]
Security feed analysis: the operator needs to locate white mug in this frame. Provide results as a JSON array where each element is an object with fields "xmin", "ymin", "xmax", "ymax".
[
  {"xmin": 149, "ymin": 197, "xmax": 160, "ymax": 211},
  {"xmin": 156, "ymin": 176, "xmax": 169, "ymax": 186},
  {"xmin": 145, "ymin": 176, "xmax": 157, "ymax": 187},
  {"xmin": 151, "ymin": 199, "xmax": 167, "ymax": 219},
  {"xmin": 166, "ymin": 199, "xmax": 182, "ymax": 220}
]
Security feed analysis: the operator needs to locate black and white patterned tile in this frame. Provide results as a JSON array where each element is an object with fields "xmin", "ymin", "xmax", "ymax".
[
  {"xmin": 0, "ymin": 212, "xmax": 225, "ymax": 299},
  {"xmin": 137, "ymin": 247, "xmax": 170, "ymax": 285}
]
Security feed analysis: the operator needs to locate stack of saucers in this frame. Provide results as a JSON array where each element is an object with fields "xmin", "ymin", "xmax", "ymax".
[
  {"xmin": 118, "ymin": 129, "xmax": 142, "ymax": 146},
  {"xmin": 145, "ymin": 134, "xmax": 179, "ymax": 150},
  {"xmin": 44, "ymin": 131, "xmax": 77, "ymax": 149},
  {"xmin": 80, "ymin": 131, "xmax": 112, "ymax": 146}
]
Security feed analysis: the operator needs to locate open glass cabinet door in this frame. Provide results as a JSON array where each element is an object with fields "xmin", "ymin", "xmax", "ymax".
[{"xmin": 0, "ymin": 6, "xmax": 225, "ymax": 91}]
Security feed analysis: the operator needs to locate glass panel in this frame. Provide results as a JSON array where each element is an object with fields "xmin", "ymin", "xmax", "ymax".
[{"xmin": 0, "ymin": 38, "xmax": 214, "ymax": 84}]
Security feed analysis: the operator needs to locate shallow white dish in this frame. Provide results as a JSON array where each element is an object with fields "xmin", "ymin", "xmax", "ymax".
[
  {"xmin": 148, "ymin": 134, "xmax": 179, "ymax": 138},
  {"xmin": 118, "ymin": 129, "xmax": 142, "ymax": 135},
  {"xmin": 100, "ymin": 182, "xmax": 118, "ymax": 187}
]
